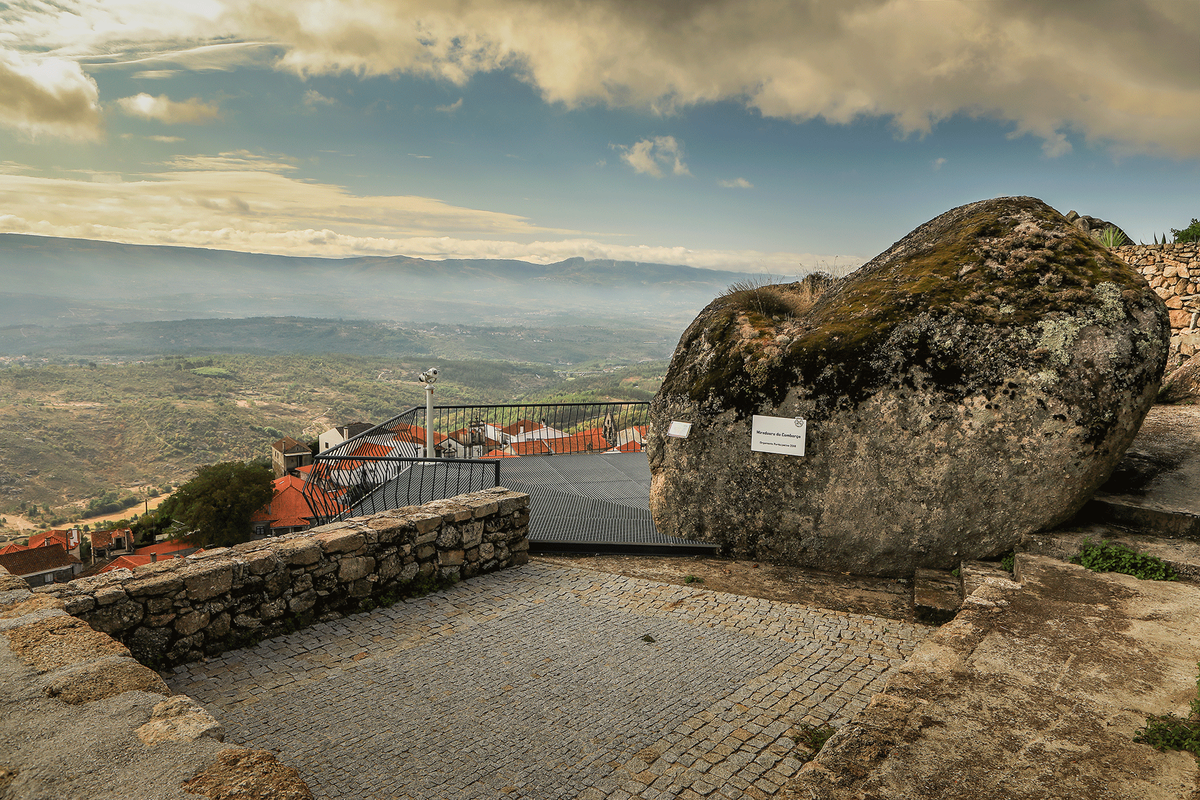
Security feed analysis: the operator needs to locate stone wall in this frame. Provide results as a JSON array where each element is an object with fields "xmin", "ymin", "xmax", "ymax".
[
  {"xmin": 36, "ymin": 487, "xmax": 530, "ymax": 668},
  {"xmin": 0, "ymin": 488, "xmax": 528, "ymax": 799},
  {"xmin": 1115, "ymin": 242, "xmax": 1200, "ymax": 364}
]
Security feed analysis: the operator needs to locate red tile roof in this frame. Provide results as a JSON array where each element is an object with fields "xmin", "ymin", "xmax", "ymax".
[
  {"xmin": 251, "ymin": 474, "xmax": 345, "ymax": 530},
  {"xmin": 135, "ymin": 541, "xmax": 197, "ymax": 557},
  {"xmin": 549, "ymin": 429, "xmax": 609, "ymax": 454},
  {"xmin": 390, "ymin": 423, "xmax": 449, "ymax": 446},
  {"xmin": 499, "ymin": 419, "xmax": 545, "ymax": 436},
  {"xmin": 611, "ymin": 440, "xmax": 643, "ymax": 452},
  {"xmin": 481, "ymin": 449, "xmax": 519, "ymax": 458},
  {"xmin": 272, "ymin": 436, "xmax": 310, "ymax": 455},
  {"xmin": 507, "ymin": 440, "xmax": 554, "ymax": 456},
  {"xmin": 99, "ymin": 551, "xmax": 200, "ymax": 574},
  {"xmin": 329, "ymin": 441, "xmax": 395, "ymax": 470},
  {"xmin": 89, "ymin": 528, "xmax": 133, "ymax": 549},
  {"xmin": 29, "ymin": 528, "xmax": 80, "ymax": 550},
  {"xmin": 0, "ymin": 544, "xmax": 76, "ymax": 577},
  {"xmin": 0, "ymin": 542, "xmax": 28, "ymax": 555}
]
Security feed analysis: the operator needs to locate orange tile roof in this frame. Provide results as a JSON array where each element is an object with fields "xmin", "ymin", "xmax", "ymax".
[
  {"xmin": 135, "ymin": 541, "xmax": 197, "ymax": 556},
  {"xmin": 89, "ymin": 528, "xmax": 133, "ymax": 549},
  {"xmin": 0, "ymin": 542, "xmax": 28, "ymax": 555},
  {"xmin": 328, "ymin": 441, "xmax": 395, "ymax": 471},
  {"xmin": 29, "ymin": 529, "xmax": 78, "ymax": 550},
  {"xmin": 99, "ymin": 551, "xmax": 200, "ymax": 574},
  {"xmin": 611, "ymin": 440, "xmax": 643, "ymax": 452},
  {"xmin": 499, "ymin": 419, "xmax": 545, "ymax": 436},
  {"xmin": 390, "ymin": 423, "xmax": 449, "ymax": 445},
  {"xmin": 549, "ymin": 429, "xmax": 609, "ymax": 454},
  {"xmin": 508, "ymin": 440, "xmax": 554, "ymax": 456},
  {"xmin": 481, "ymin": 449, "xmax": 519, "ymax": 458},
  {"xmin": 251, "ymin": 474, "xmax": 345, "ymax": 530}
]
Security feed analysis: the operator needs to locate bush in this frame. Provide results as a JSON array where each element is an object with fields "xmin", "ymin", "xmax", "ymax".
[
  {"xmin": 1072, "ymin": 538, "xmax": 1175, "ymax": 581},
  {"xmin": 1136, "ymin": 662, "xmax": 1200, "ymax": 756},
  {"xmin": 1172, "ymin": 219, "xmax": 1200, "ymax": 244}
]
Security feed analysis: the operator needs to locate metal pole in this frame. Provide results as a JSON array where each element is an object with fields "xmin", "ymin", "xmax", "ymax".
[{"xmin": 425, "ymin": 383, "xmax": 434, "ymax": 459}]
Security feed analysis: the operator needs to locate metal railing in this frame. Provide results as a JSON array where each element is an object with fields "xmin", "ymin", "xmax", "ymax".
[{"xmin": 302, "ymin": 402, "xmax": 650, "ymax": 524}]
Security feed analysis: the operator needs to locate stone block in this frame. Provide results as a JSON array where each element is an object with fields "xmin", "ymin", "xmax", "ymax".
[
  {"xmin": 175, "ymin": 610, "xmax": 211, "ymax": 636},
  {"xmin": 146, "ymin": 596, "xmax": 174, "ymax": 614},
  {"xmin": 185, "ymin": 563, "xmax": 233, "ymax": 602},
  {"xmin": 232, "ymin": 613, "xmax": 261, "ymax": 630},
  {"xmin": 317, "ymin": 529, "xmax": 365, "ymax": 555},
  {"xmin": 137, "ymin": 696, "xmax": 225, "ymax": 747},
  {"xmin": 398, "ymin": 562, "xmax": 419, "ymax": 583},
  {"xmin": 275, "ymin": 539, "xmax": 322, "ymax": 566},
  {"xmin": 472, "ymin": 500, "xmax": 500, "ymax": 518},
  {"xmin": 408, "ymin": 511, "xmax": 443, "ymax": 535},
  {"xmin": 465, "ymin": 547, "xmax": 479, "ymax": 563},
  {"xmin": 259, "ymin": 598, "xmax": 286, "ymax": 620},
  {"xmin": 377, "ymin": 553, "xmax": 401, "ymax": 581},
  {"xmin": 128, "ymin": 625, "xmax": 174, "ymax": 662},
  {"xmin": 436, "ymin": 525, "xmax": 462, "ymax": 548},
  {"xmin": 42, "ymin": 654, "xmax": 169, "ymax": 704},
  {"xmin": 144, "ymin": 612, "xmax": 177, "ymax": 628},
  {"xmin": 87, "ymin": 600, "xmax": 145, "ymax": 635},
  {"xmin": 914, "ymin": 568, "xmax": 962, "ymax": 624},
  {"xmin": 243, "ymin": 550, "xmax": 279, "ymax": 576},
  {"xmin": 511, "ymin": 538, "xmax": 530, "ymax": 553},
  {"xmin": 498, "ymin": 493, "xmax": 527, "ymax": 515},
  {"xmin": 338, "ymin": 556, "xmax": 375, "ymax": 582},
  {"xmin": 461, "ymin": 520, "xmax": 483, "ymax": 549},
  {"xmin": 207, "ymin": 612, "xmax": 231, "ymax": 639},
  {"xmin": 415, "ymin": 544, "xmax": 436, "ymax": 560},
  {"xmin": 94, "ymin": 585, "xmax": 129, "ymax": 606},
  {"xmin": 288, "ymin": 591, "xmax": 317, "ymax": 614},
  {"xmin": 126, "ymin": 572, "xmax": 184, "ymax": 598},
  {"xmin": 438, "ymin": 549, "xmax": 465, "ymax": 567},
  {"xmin": 438, "ymin": 566, "xmax": 461, "ymax": 582},
  {"xmin": 264, "ymin": 568, "xmax": 290, "ymax": 597},
  {"xmin": 349, "ymin": 577, "xmax": 374, "ymax": 598},
  {"xmin": 62, "ymin": 595, "xmax": 96, "ymax": 616},
  {"xmin": 478, "ymin": 543, "xmax": 495, "ymax": 560}
]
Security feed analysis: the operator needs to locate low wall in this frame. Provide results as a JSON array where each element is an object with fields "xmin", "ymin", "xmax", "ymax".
[
  {"xmin": 1115, "ymin": 242, "xmax": 1200, "ymax": 363},
  {"xmin": 36, "ymin": 487, "xmax": 530, "ymax": 668},
  {"xmin": 0, "ymin": 488, "xmax": 529, "ymax": 799}
]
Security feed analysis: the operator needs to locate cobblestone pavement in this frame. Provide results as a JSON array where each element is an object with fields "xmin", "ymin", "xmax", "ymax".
[{"xmin": 169, "ymin": 563, "xmax": 928, "ymax": 800}]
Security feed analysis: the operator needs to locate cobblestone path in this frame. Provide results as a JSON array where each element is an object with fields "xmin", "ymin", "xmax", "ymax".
[{"xmin": 169, "ymin": 563, "xmax": 927, "ymax": 800}]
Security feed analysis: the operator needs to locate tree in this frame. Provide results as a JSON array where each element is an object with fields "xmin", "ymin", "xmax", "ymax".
[
  {"xmin": 1172, "ymin": 219, "xmax": 1200, "ymax": 244},
  {"xmin": 163, "ymin": 461, "xmax": 275, "ymax": 548}
]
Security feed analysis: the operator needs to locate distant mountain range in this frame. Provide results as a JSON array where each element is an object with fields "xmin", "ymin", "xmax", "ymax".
[{"xmin": 0, "ymin": 234, "xmax": 763, "ymax": 329}]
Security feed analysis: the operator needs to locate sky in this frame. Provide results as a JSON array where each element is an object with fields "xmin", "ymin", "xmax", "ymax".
[{"xmin": 1, "ymin": 0, "xmax": 1198, "ymax": 274}]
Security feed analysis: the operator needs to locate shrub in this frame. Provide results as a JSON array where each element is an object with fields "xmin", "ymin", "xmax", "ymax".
[
  {"xmin": 1136, "ymin": 662, "xmax": 1200, "ymax": 756},
  {"xmin": 1172, "ymin": 219, "xmax": 1200, "ymax": 244},
  {"xmin": 1072, "ymin": 538, "xmax": 1175, "ymax": 581}
]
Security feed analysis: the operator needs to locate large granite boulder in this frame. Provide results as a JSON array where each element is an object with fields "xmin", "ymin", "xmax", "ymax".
[{"xmin": 647, "ymin": 197, "xmax": 1170, "ymax": 576}]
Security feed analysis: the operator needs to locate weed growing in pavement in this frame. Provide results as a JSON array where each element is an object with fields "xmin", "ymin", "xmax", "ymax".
[
  {"xmin": 1073, "ymin": 538, "xmax": 1176, "ymax": 581},
  {"xmin": 1136, "ymin": 662, "xmax": 1200, "ymax": 756},
  {"xmin": 791, "ymin": 722, "xmax": 837, "ymax": 763}
]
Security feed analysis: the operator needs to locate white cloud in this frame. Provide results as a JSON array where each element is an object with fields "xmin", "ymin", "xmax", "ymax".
[
  {"xmin": 303, "ymin": 89, "xmax": 336, "ymax": 107},
  {"xmin": 932, "ymin": 158, "xmax": 947, "ymax": 171},
  {"xmin": 718, "ymin": 178, "xmax": 752, "ymax": 189},
  {"xmin": 117, "ymin": 93, "xmax": 221, "ymax": 124},
  {"xmin": 616, "ymin": 136, "xmax": 690, "ymax": 178},
  {"xmin": 4, "ymin": 0, "xmax": 1196, "ymax": 159},
  {"xmin": 0, "ymin": 163, "xmax": 859, "ymax": 272},
  {"xmin": 436, "ymin": 97, "xmax": 463, "ymax": 113},
  {"xmin": 148, "ymin": 134, "xmax": 185, "ymax": 143},
  {"xmin": 0, "ymin": 47, "xmax": 101, "ymax": 140}
]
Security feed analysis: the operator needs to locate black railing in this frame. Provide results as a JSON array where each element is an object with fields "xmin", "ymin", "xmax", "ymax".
[{"xmin": 302, "ymin": 402, "xmax": 650, "ymax": 523}]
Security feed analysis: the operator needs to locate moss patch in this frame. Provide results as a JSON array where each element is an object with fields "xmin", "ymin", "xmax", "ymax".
[{"xmin": 663, "ymin": 198, "xmax": 1151, "ymax": 419}]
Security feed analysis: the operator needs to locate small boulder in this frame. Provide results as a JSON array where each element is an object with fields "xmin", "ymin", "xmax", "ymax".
[
  {"xmin": 647, "ymin": 197, "xmax": 1169, "ymax": 576},
  {"xmin": 1159, "ymin": 354, "xmax": 1200, "ymax": 404}
]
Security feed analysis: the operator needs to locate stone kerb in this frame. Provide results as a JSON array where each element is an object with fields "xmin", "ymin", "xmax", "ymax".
[
  {"xmin": 1114, "ymin": 242, "xmax": 1200, "ymax": 362},
  {"xmin": 34, "ymin": 487, "xmax": 530, "ymax": 669}
]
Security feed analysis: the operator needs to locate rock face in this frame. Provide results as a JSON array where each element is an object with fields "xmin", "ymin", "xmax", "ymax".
[
  {"xmin": 1064, "ymin": 210, "xmax": 1131, "ymax": 245},
  {"xmin": 647, "ymin": 197, "xmax": 1170, "ymax": 576}
]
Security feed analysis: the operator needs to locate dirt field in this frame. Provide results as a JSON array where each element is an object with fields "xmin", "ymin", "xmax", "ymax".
[{"xmin": 532, "ymin": 553, "xmax": 916, "ymax": 621}]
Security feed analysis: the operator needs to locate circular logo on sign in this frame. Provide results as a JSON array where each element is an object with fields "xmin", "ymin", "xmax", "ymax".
[{"xmin": 794, "ymin": 418, "xmax": 804, "ymax": 427}]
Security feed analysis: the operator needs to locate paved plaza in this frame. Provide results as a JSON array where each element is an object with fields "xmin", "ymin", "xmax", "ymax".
[{"xmin": 169, "ymin": 562, "xmax": 927, "ymax": 799}]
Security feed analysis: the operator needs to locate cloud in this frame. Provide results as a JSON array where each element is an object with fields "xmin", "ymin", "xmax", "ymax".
[
  {"xmin": 718, "ymin": 178, "xmax": 753, "ymax": 189},
  {"xmin": 0, "ymin": 162, "xmax": 859, "ymax": 272},
  {"xmin": 303, "ymin": 89, "xmax": 336, "ymax": 107},
  {"xmin": 217, "ymin": 0, "xmax": 1198, "ymax": 159},
  {"xmin": 148, "ymin": 135, "xmax": 185, "ymax": 143},
  {"xmin": 616, "ymin": 136, "xmax": 690, "ymax": 178},
  {"xmin": 117, "ymin": 93, "xmax": 221, "ymax": 124},
  {"xmin": 0, "ymin": 48, "xmax": 101, "ymax": 140},
  {"xmin": 5, "ymin": 1, "xmax": 1197, "ymax": 158},
  {"xmin": 436, "ymin": 97, "xmax": 463, "ymax": 113},
  {"xmin": 932, "ymin": 158, "xmax": 947, "ymax": 170}
]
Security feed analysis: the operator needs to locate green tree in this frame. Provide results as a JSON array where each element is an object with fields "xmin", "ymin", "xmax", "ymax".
[
  {"xmin": 163, "ymin": 461, "xmax": 275, "ymax": 547},
  {"xmin": 1172, "ymin": 219, "xmax": 1200, "ymax": 244}
]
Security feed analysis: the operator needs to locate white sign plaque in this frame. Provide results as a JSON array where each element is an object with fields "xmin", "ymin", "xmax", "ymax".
[
  {"xmin": 751, "ymin": 415, "xmax": 807, "ymax": 456},
  {"xmin": 666, "ymin": 421, "xmax": 692, "ymax": 438}
]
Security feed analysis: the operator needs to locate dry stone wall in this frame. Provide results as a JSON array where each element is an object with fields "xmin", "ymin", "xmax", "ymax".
[
  {"xmin": 1114, "ymin": 243, "xmax": 1200, "ymax": 364},
  {"xmin": 0, "ymin": 489, "xmax": 528, "ymax": 799},
  {"xmin": 35, "ymin": 487, "xmax": 530, "ymax": 668}
]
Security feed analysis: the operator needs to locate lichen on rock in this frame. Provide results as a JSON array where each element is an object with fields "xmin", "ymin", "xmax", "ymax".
[{"xmin": 647, "ymin": 197, "xmax": 1170, "ymax": 576}]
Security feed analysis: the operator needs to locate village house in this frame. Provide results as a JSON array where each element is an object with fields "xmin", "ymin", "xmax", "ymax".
[
  {"xmin": 0, "ymin": 544, "xmax": 81, "ymax": 586},
  {"xmin": 271, "ymin": 436, "xmax": 314, "ymax": 477},
  {"xmin": 317, "ymin": 421, "xmax": 374, "ymax": 453},
  {"xmin": 250, "ymin": 472, "xmax": 346, "ymax": 537}
]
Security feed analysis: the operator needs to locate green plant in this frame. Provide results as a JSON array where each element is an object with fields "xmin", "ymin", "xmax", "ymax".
[
  {"xmin": 1072, "ymin": 538, "xmax": 1176, "ymax": 581},
  {"xmin": 1135, "ymin": 662, "xmax": 1200, "ymax": 756},
  {"xmin": 791, "ymin": 722, "xmax": 837, "ymax": 762},
  {"xmin": 1000, "ymin": 552, "xmax": 1015, "ymax": 574},
  {"xmin": 1099, "ymin": 226, "xmax": 1128, "ymax": 248},
  {"xmin": 1172, "ymin": 219, "xmax": 1200, "ymax": 244},
  {"xmin": 684, "ymin": 575, "xmax": 703, "ymax": 584}
]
